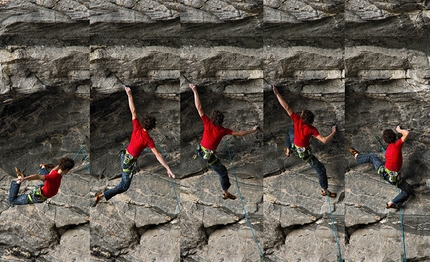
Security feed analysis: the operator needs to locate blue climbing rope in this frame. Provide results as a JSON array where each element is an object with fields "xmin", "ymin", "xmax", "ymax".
[
  {"xmin": 156, "ymin": 143, "xmax": 181, "ymax": 214},
  {"xmin": 327, "ymin": 194, "xmax": 342, "ymax": 261},
  {"xmin": 73, "ymin": 147, "xmax": 90, "ymax": 173},
  {"xmin": 374, "ymin": 136, "xmax": 406, "ymax": 261},
  {"xmin": 224, "ymin": 141, "xmax": 264, "ymax": 259}
]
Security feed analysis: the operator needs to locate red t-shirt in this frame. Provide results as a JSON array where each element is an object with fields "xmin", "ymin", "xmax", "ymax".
[
  {"xmin": 200, "ymin": 115, "xmax": 233, "ymax": 151},
  {"xmin": 385, "ymin": 139, "xmax": 403, "ymax": 172},
  {"xmin": 126, "ymin": 119, "xmax": 156, "ymax": 157},
  {"xmin": 290, "ymin": 112, "xmax": 319, "ymax": 147},
  {"xmin": 41, "ymin": 169, "xmax": 62, "ymax": 198}
]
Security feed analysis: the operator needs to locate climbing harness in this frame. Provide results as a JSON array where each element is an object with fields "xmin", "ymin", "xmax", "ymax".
[
  {"xmin": 73, "ymin": 139, "xmax": 90, "ymax": 173},
  {"xmin": 327, "ymin": 194, "xmax": 343, "ymax": 261},
  {"xmin": 27, "ymin": 185, "xmax": 47, "ymax": 203},
  {"xmin": 156, "ymin": 144, "xmax": 180, "ymax": 214},
  {"xmin": 224, "ymin": 141, "xmax": 264, "ymax": 260},
  {"xmin": 122, "ymin": 150, "xmax": 137, "ymax": 165},
  {"xmin": 377, "ymin": 166, "xmax": 402, "ymax": 186},
  {"xmin": 120, "ymin": 149, "xmax": 138, "ymax": 176},
  {"xmin": 195, "ymin": 144, "xmax": 218, "ymax": 165},
  {"xmin": 374, "ymin": 136, "xmax": 407, "ymax": 261},
  {"xmin": 292, "ymin": 143, "xmax": 313, "ymax": 162}
]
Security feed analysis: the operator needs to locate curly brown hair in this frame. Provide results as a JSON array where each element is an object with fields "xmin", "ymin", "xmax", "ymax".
[
  {"xmin": 382, "ymin": 129, "xmax": 397, "ymax": 144},
  {"xmin": 210, "ymin": 110, "xmax": 224, "ymax": 126},
  {"xmin": 301, "ymin": 110, "xmax": 315, "ymax": 125},
  {"xmin": 141, "ymin": 115, "xmax": 157, "ymax": 131},
  {"xmin": 58, "ymin": 157, "xmax": 75, "ymax": 171}
]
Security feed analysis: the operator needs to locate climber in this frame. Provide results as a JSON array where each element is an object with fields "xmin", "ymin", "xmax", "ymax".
[
  {"xmin": 350, "ymin": 126, "xmax": 413, "ymax": 209},
  {"xmin": 92, "ymin": 86, "xmax": 175, "ymax": 207},
  {"xmin": 272, "ymin": 86, "xmax": 337, "ymax": 198},
  {"xmin": 8, "ymin": 158, "xmax": 75, "ymax": 205},
  {"xmin": 189, "ymin": 83, "xmax": 259, "ymax": 200}
]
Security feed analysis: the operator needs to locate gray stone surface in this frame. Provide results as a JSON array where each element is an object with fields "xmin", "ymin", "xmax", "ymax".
[
  {"xmin": 345, "ymin": 1, "xmax": 430, "ymax": 38},
  {"xmin": 90, "ymin": 86, "xmax": 180, "ymax": 261},
  {"xmin": 1, "ymin": 0, "xmax": 430, "ymax": 261},
  {"xmin": 0, "ymin": 46, "xmax": 90, "ymax": 95},
  {"xmin": 0, "ymin": 0, "xmax": 89, "ymax": 46},
  {"xmin": 263, "ymin": 82, "xmax": 346, "ymax": 261},
  {"xmin": 344, "ymin": 85, "xmax": 430, "ymax": 261},
  {"xmin": 182, "ymin": 0, "xmax": 261, "ymax": 23},
  {"xmin": 180, "ymin": 70, "xmax": 264, "ymax": 260},
  {"xmin": 0, "ymin": 91, "xmax": 90, "ymax": 261}
]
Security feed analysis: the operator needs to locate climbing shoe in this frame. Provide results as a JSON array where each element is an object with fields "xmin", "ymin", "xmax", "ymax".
[
  {"xmin": 222, "ymin": 192, "xmax": 237, "ymax": 200},
  {"xmin": 284, "ymin": 147, "xmax": 291, "ymax": 157},
  {"xmin": 39, "ymin": 163, "xmax": 55, "ymax": 169},
  {"xmin": 349, "ymin": 147, "xmax": 359, "ymax": 158},
  {"xmin": 92, "ymin": 192, "xmax": 103, "ymax": 207},
  {"xmin": 385, "ymin": 202, "xmax": 399, "ymax": 210},
  {"xmin": 321, "ymin": 189, "xmax": 337, "ymax": 198},
  {"xmin": 15, "ymin": 167, "xmax": 24, "ymax": 178}
]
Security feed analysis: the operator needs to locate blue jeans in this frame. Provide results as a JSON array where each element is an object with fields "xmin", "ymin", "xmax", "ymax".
[
  {"xmin": 8, "ymin": 168, "xmax": 49, "ymax": 205},
  {"xmin": 197, "ymin": 146, "xmax": 231, "ymax": 191},
  {"xmin": 286, "ymin": 126, "xmax": 329, "ymax": 190},
  {"xmin": 308, "ymin": 155, "xmax": 328, "ymax": 190},
  {"xmin": 356, "ymin": 153, "xmax": 412, "ymax": 207},
  {"xmin": 356, "ymin": 153, "xmax": 383, "ymax": 172},
  {"xmin": 104, "ymin": 151, "xmax": 137, "ymax": 201},
  {"xmin": 285, "ymin": 126, "xmax": 294, "ymax": 149}
]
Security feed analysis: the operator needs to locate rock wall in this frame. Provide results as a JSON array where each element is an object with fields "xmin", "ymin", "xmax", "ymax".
[
  {"xmin": 0, "ymin": 56, "xmax": 90, "ymax": 261},
  {"xmin": 0, "ymin": 0, "xmax": 429, "ymax": 261}
]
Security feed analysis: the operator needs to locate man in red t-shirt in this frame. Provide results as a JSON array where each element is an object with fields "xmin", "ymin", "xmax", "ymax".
[
  {"xmin": 189, "ymin": 84, "xmax": 259, "ymax": 200},
  {"xmin": 8, "ymin": 157, "xmax": 75, "ymax": 205},
  {"xmin": 93, "ymin": 87, "xmax": 175, "ymax": 206},
  {"xmin": 272, "ymin": 86, "xmax": 337, "ymax": 198},
  {"xmin": 350, "ymin": 126, "xmax": 413, "ymax": 209}
]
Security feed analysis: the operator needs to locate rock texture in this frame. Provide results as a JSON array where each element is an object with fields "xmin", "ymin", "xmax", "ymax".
[
  {"xmin": 345, "ymin": 70, "xmax": 430, "ymax": 261},
  {"xmin": 344, "ymin": 2, "xmax": 430, "ymax": 259},
  {"xmin": 0, "ymin": 77, "xmax": 90, "ymax": 261},
  {"xmin": 90, "ymin": 87, "xmax": 180, "ymax": 261},
  {"xmin": 180, "ymin": 84, "xmax": 263, "ymax": 261},
  {"xmin": 0, "ymin": 0, "xmax": 429, "ymax": 261},
  {"xmin": 0, "ymin": 0, "xmax": 89, "ymax": 46},
  {"xmin": 0, "ymin": 1, "xmax": 90, "ymax": 261},
  {"xmin": 264, "ymin": 86, "xmax": 345, "ymax": 261}
]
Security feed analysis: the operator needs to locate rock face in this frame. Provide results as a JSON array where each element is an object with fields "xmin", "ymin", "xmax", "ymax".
[
  {"xmin": 1, "ymin": 0, "xmax": 430, "ymax": 262},
  {"xmin": 180, "ymin": 84, "xmax": 263, "ymax": 261},
  {"xmin": 0, "ymin": 75, "xmax": 90, "ymax": 261}
]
